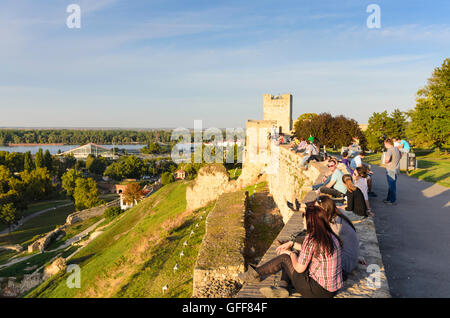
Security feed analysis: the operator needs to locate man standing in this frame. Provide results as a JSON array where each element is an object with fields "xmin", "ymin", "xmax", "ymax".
[{"xmin": 383, "ymin": 139, "xmax": 401, "ymax": 205}]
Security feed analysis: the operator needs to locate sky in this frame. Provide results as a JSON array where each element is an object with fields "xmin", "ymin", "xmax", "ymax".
[{"xmin": 0, "ymin": 0, "xmax": 449, "ymax": 129}]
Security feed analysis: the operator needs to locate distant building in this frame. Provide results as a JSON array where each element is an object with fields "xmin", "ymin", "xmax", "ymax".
[
  {"xmin": 175, "ymin": 170, "xmax": 186, "ymax": 180},
  {"xmin": 359, "ymin": 124, "xmax": 369, "ymax": 132},
  {"xmin": 116, "ymin": 183, "xmax": 151, "ymax": 210},
  {"xmin": 58, "ymin": 143, "xmax": 116, "ymax": 159}
]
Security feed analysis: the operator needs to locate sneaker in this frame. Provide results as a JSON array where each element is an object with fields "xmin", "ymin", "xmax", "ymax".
[
  {"xmin": 382, "ymin": 200, "xmax": 391, "ymax": 204},
  {"xmin": 259, "ymin": 286, "xmax": 290, "ymax": 298},
  {"xmin": 386, "ymin": 201, "xmax": 397, "ymax": 206},
  {"xmin": 238, "ymin": 265, "xmax": 260, "ymax": 284},
  {"xmin": 368, "ymin": 192, "xmax": 378, "ymax": 197}
]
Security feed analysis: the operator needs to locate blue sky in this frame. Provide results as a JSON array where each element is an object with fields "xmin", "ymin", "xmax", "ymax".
[{"xmin": 0, "ymin": 0, "xmax": 449, "ymax": 129}]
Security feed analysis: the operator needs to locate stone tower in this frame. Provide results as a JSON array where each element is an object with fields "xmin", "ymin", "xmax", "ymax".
[{"xmin": 263, "ymin": 94, "xmax": 293, "ymax": 134}]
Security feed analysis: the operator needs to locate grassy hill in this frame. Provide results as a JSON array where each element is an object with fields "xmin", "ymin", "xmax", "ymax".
[{"xmin": 26, "ymin": 180, "xmax": 214, "ymax": 298}]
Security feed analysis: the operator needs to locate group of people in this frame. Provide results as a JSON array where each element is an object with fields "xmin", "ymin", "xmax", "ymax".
[
  {"xmin": 289, "ymin": 136, "xmax": 324, "ymax": 168},
  {"xmin": 238, "ymin": 137, "xmax": 406, "ymax": 298},
  {"xmin": 239, "ymin": 197, "xmax": 360, "ymax": 298}
]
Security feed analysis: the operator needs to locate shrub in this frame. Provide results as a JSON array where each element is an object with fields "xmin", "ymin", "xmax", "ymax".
[{"xmin": 104, "ymin": 206, "xmax": 123, "ymax": 219}]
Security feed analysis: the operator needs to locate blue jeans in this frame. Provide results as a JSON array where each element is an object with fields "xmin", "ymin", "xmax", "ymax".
[
  {"xmin": 313, "ymin": 175, "xmax": 332, "ymax": 190},
  {"xmin": 300, "ymin": 155, "xmax": 310, "ymax": 167},
  {"xmin": 386, "ymin": 170, "xmax": 397, "ymax": 203}
]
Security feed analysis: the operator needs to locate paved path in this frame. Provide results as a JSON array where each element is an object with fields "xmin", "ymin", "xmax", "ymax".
[
  {"xmin": 370, "ymin": 165, "xmax": 450, "ymax": 297},
  {"xmin": 0, "ymin": 202, "xmax": 73, "ymax": 236}
]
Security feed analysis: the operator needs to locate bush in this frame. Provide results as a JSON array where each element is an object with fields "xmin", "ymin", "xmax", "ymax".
[
  {"xmin": 161, "ymin": 172, "xmax": 175, "ymax": 185},
  {"xmin": 104, "ymin": 206, "xmax": 123, "ymax": 219}
]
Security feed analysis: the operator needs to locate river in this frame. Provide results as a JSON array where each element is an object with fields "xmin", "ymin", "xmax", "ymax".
[{"xmin": 0, "ymin": 144, "xmax": 147, "ymax": 155}]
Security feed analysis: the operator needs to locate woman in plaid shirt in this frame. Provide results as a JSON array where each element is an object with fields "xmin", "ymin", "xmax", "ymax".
[{"xmin": 239, "ymin": 205, "xmax": 343, "ymax": 298}]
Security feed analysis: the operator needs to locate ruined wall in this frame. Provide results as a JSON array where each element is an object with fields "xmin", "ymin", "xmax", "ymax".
[
  {"xmin": 192, "ymin": 191, "xmax": 247, "ymax": 298},
  {"xmin": 248, "ymin": 142, "xmax": 326, "ymax": 223},
  {"xmin": 66, "ymin": 199, "xmax": 119, "ymax": 225},
  {"xmin": 263, "ymin": 94, "xmax": 292, "ymax": 134}
]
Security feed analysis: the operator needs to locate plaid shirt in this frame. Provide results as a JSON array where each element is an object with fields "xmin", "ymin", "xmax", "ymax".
[{"xmin": 298, "ymin": 234, "xmax": 343, "ymax": 292}]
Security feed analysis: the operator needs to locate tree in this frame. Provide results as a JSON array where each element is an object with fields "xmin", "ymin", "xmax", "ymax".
[
  {"xmin": 20, "ymin": 168, "xmax": 53, "ymax": 201},
  {"xmin": 35, "ymin": 148, "xmax": 44, "ymax": 169},
  {"xmin": 73, "ymin": 178, "xmax": 100, "ymax": 211},
  {"xmin": 0, "ymin": 203, "xmax": 18, "ymax": 233},
  {"xmin": 86, "ymin": 155, "xmax": 107, "ymax": 175},
  {"xmin": 61, "ymin": 169, "xmax": 83, "ymax": 199},
  {"xmin": 364, "ymin": 109, "xmax": 408, "ymax": 151},
  {"xmin": 295, "ymin": 113, "xmax": 366, "ymax": 148},
  {"xmin": 161, "ymin": 172, "xmax": 174, "ymax": 185},
  {"xmin": 24, "ymin": 151, "xmax": 34, "ymax": 171},
  {"xmin": 141, "ymin": 142, "xmax": 163, "ymax": 154},
  {"xmin": 122, "ymin": 183, "xmax": 144, "ymax": 206},
  {"xmin": 43, "ymin": 149, "xmax": 53, "ymax": 171},
  {"xmin": 408, "ymin": 58, "xmax": 450, "ymax": 151}
]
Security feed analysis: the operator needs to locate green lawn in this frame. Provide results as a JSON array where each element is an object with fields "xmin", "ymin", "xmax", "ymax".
[
  {"xmin": 0, "ymin": 205, "xmax": 75, "ymax": 248},
  {"xmin": 363, "ymin": 151, "xmax": 449, "ymax": 188},
  {"xmin": 25, "ymin": 180, "xmax": 211, "ymax": 298},
  {"xmin": 0, "ymin": 200, "xmax": 73, "ymax": 232}
]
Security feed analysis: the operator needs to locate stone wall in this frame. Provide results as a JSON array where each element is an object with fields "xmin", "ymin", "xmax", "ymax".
[
  {"xmin": 192, "ymin": 191, "xmax": 247, "ymax": 298},
  {"xmin": 28, "ymin": 227, "xmax": 64, "ymax": 253},
  {"xmin": 65, "ymin": 199, "xmax": 119, "ymax": 225},
  {"xmin": 255, "ymin": 143, "xmax": 325, "ymax": 223}
]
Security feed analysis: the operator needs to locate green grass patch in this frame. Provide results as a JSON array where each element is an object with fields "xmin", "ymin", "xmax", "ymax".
[
  {"xmin": 25, "ymin": 180, "xmax": 200, "ymax": 298},
  {"xmin": 0, "ymin": 205, "xmax": 75, "ymax": 248}
]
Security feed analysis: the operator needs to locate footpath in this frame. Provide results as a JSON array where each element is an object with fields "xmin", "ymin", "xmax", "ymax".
[{"xmin": 370, "ymin": 164, "xmax": 450, "ymax": 297}]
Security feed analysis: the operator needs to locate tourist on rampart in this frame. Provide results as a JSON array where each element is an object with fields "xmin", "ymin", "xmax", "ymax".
[
  {"xmin": 342, "ymin": 174, "xmax": 367, "ymax": 217},
  {"xmin": 239, "ymin": 205, "xmax": 343, "ymax": 298},
  {"xmin": 341, "ymin": 151, "xmax": 353, "ymax": 174},
  {"xmin": 317, "ymin": 196, "xmax": 359, "ymax": 277},
  {"xmin": 353, "ymin": 167, "xmax": 374, "ymax": 216},
  {"xmin": 349, "ymin": 151, "xmax": 377, "ymax": 197},
  {"xmin": 383, "ymin": 139, "xmax": 401, "ymax": 205},
  {"xmin": 317, "ymin": 159, "xmax": 347, "ymax": 198}
]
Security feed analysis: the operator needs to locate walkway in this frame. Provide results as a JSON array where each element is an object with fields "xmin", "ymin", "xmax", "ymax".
[
  {"xmin": 370, "ymin": 165, "xmax": 450, "ymax": 297},
  {"xmin": 0, "ymin": 202, "xmax": 73, "ymax": 236}
]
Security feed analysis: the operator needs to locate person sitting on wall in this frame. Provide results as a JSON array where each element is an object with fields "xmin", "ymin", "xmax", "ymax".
[
  {"xmin": 342, "ymin": 174, "xmax": 368, "ymax": 217},
  {"xmin": 238, "ymin": 205, "xmax": 343, "ymax": 298},
  {"xmin": 289, "ymin": 137, "xmax": 300, "ymax": 150},
  {"xmin": 317, "ymin": 158, "xmax": 347, "ymax": 198},
  {"xmin": 349, "ymin": 151, "xmax": 377, "ymax": 197},
  {"xmin": 295, "ymin": 137, "xmax": 307, "ymax": 153},
  {"xmin": 317, "ymin": 196, "xmax": 359, "ymax": 279},
  {"xmin": 353, "ymin": 166, "xmax": 374, "ymax": 217},
  {"xmin": 340, "ymin": 151, "xmax": 353, "ymax": 174}
]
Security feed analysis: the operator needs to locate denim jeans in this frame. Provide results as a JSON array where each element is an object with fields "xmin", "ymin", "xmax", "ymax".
[
  {"xmin": 386, "ymin": 170, "xmax": 397, "ymax": 203},
  {"xmin": 312, "ymin": 175, "xmax": 332, "ymax": 190},
  {"xmin": 300, "ymin": 155, "xmax": 310, "ymax": 167}
]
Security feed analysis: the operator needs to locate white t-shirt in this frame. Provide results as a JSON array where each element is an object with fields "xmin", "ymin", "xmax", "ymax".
[
  {"xmin": 350, "ymin": 155, "xmax": 362, "ymax": 169},
  {"xmin": 355, "ymin": 177, "xmax": 368, "ymax": 201}
]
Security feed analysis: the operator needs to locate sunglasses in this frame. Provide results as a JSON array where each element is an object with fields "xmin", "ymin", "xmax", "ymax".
[{"xmin": 327, "ymin": 164, "xmax": 335, "ymax": 168}]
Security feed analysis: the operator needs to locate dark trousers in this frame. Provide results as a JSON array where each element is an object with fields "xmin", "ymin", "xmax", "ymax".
[
  {"xmin": 319, "ymin": 186, "xmax": 345, "ymax": 198},
  {"xmin": 307, "ymin": 154, "xmax": 322, "ymax": 163},
  {"xmin": 386, "ymin": 170, "xmax": 397, "ymax": 203},
  {"xmin": 255, "ymin": 254, "xmax": 335, "ymax": 298}
]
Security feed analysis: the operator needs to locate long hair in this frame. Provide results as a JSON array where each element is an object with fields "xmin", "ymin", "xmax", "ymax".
[
  {"xmin": 356, "ymin": 166, "xmax": 368, "ymax": 178},
  {"xmin": 304, "ymin": 205, "xmax": 342, "ymax": 256},
  {"xmin": 342, "ymin": 174, "xmax": 356, "ymax": 192},
  {"xmin": 318, "ymin": 196, "xmax": 356, "ymax": 232}
]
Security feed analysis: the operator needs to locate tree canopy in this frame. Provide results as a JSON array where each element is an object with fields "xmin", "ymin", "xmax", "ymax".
[{"xmin": 408, "ymin": 58, "xmax": 450, "ymax": 150}]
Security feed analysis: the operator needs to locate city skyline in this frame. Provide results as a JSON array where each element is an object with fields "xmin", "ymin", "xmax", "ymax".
[{"xmin": 1, "ymin": 0, "xmax": 449, "ymax": 128}]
